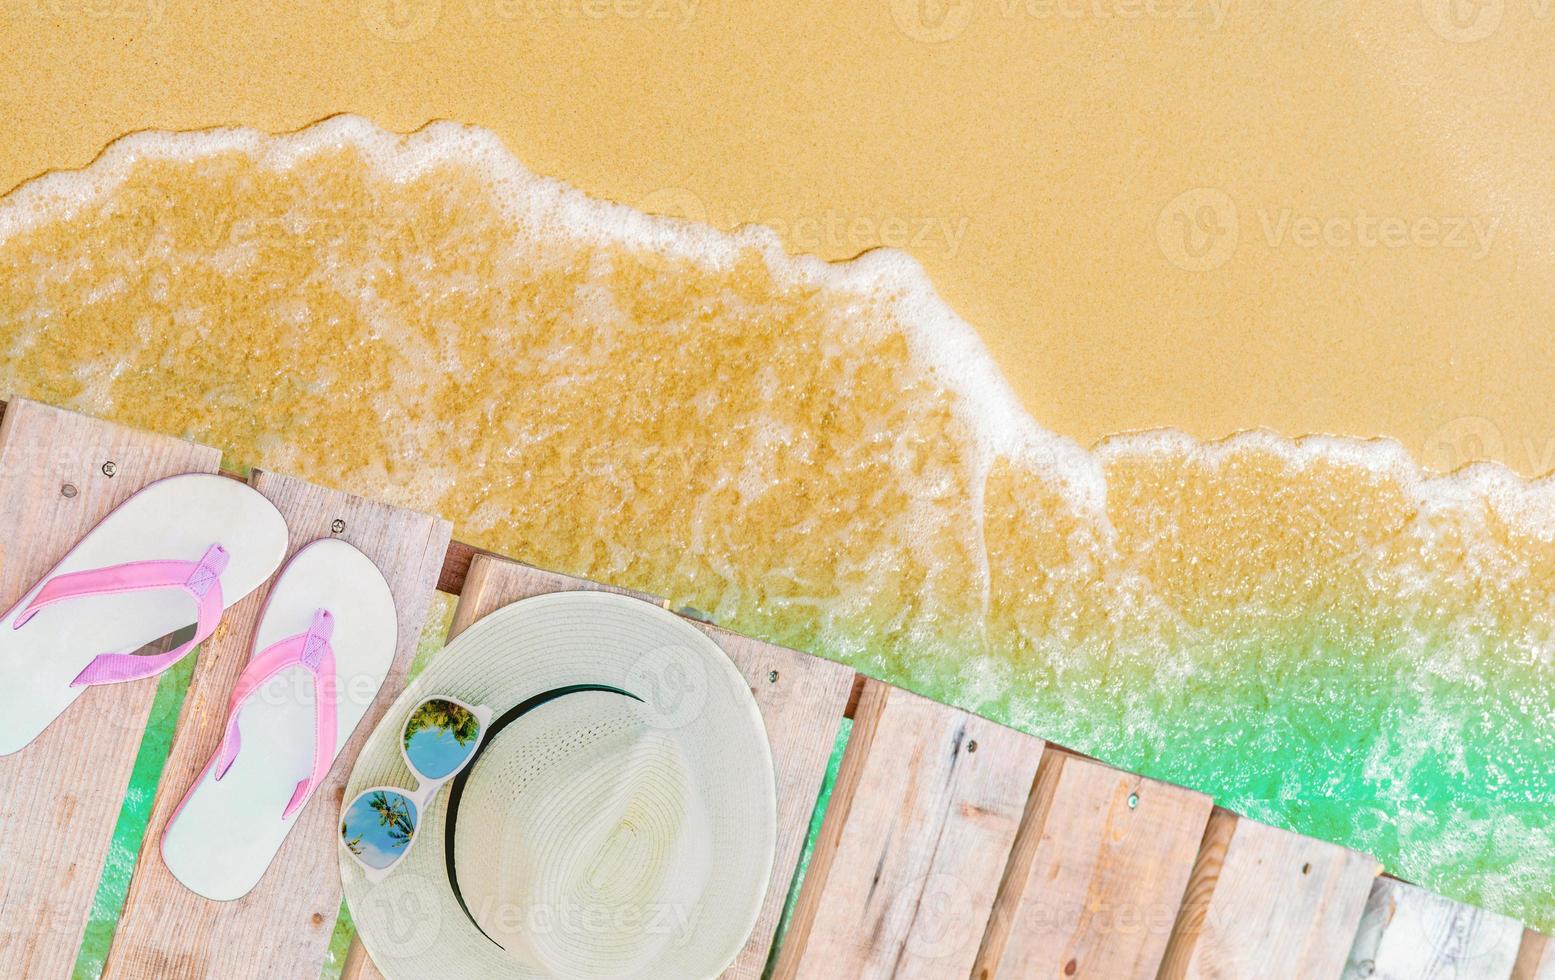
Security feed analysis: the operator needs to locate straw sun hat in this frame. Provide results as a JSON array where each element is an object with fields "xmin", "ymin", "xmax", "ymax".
[{"xmin": 340, "ymin": 591, "xmax": 776, "ymax": 979}]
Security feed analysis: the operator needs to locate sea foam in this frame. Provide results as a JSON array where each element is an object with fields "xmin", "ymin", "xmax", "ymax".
[{"xmin": 2, "ymin": 115, "xmax": 1552, "ymax": 927}]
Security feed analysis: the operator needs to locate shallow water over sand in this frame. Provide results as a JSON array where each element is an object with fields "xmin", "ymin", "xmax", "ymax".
[{"xmin": 2, "ymin": 117, "xmax": 1553, "ymax": 926}]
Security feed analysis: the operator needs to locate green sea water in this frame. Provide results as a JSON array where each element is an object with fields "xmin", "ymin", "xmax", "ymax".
[{"xmin": 69, "ymin": 659, "xmax": 195, "ymax": 980}]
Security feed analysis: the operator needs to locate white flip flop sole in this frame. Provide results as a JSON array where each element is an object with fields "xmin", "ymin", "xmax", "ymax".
[
  {"xmin": 0, "ymin": 473, "xmax": 288, "ymax": 756},
  {"xmin": 161, "ymin": 537, "xmax": 397, "ymax": 901}
]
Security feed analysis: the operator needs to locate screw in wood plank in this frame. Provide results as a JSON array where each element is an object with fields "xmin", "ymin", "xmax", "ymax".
[
  {"xmin": 767, "ymin": 669, "xmax": 779, "ymax": 683},
  {"xmin": 101, "ymin": 460, "xmax": 116, "ymax": 477},
  {"xmin": 331, "ymin": 518, "xmax": 346, "ymax": 534},
  {"xmin": 60, "ymin": 483, "xmax": 77, "ymax": 498},
  {"xmin": 1128, "ymin": 792, "xmax": 1139, "ymax": 809},
  {"xmin": 966, "ymin": 739, "xmax": 978, "ymax": 753}
]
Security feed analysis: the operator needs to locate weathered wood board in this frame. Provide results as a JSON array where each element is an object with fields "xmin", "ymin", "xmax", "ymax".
[
  {"xmin": 771, "ymin": 679, "xmax": 1043, "ymax": 980},
  {"xmin": 0, "ymin": 398, "xmax": 221, "ymax": 980},
  {"xmin": 973, "ymin": 749, "xmax": 1213, "ymax": 979},
  {"xmin": 342, "ymin": 554, "xmax": 855, "ymax": 980},
  {"xmin": 101, "ymin": 469, "xmax": 449, "ymax": 979},
  {"xmin": 1342, "ymin": 876, "xmax": 1524, "ymax": 980},
  {"xmin": 1159, "ymin": 810, "xmax": 1380, "ymax": 979},
  {"xmin": 1513, "ymin": 931, "xmax": 1555, "ymax": 980}
]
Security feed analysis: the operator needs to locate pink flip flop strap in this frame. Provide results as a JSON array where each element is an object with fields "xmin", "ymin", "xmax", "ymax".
[
  {"xmin": 211, "ymin": 609, "xmax": 338, "ymax": 820},
  {"xmin": 11, "ymin": 543, "xmax": 230, "ymax": 687}
]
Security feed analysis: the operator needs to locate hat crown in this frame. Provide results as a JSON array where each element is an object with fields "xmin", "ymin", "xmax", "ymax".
[{"xmin": 455, "ymin": 692, "xmax": 712, "ymax": 977}]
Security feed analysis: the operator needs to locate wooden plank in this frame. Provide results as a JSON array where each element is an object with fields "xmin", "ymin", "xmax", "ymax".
[
  {"xmin": 1159, "ymin": 807, "xmax": 1239, "ymax": 976},
  {"xmin": 1159, "ymin": 810, "xmax": 1380, "ymax": 980},
  {"xmin": 433, "ymin": 538, "xmax": 495, "ymax": 596},
  {"xmin": 845, "ymin": 672, "xmax": 866, "ymax": 719},
  {"xmin": 0, "ymin": 398, "xmax": 220, "ymax": 979},
  {"xmin": 972, "ymin": 749, "xmax": 1213, "ymax": 979},
  {"xmin": 1342, "ymin": 876, "xmax": 1523, "ymax": 980},
  {"xmin": 771, "ymin": 679, "xmax": 1043, "ymax": 980},
  {"xmin": 769, "ymin": 677, "xmax": 890, "ymax": 979},
  {"xmin": 443, "ymin": 553, "xmax": 656, "ymax": 635},
  {"xmin": 102, "ymin": 469, "xmax": 450, "ymax": 980},
  {"xmin": 1513, "ymin": 931, "xmax": 1555, "ymax": 980},
  {"xmin": 342, "ymin": 554, "xmax": 855, "ymax": 980}
]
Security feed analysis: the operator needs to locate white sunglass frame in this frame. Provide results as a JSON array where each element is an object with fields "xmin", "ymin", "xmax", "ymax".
[{"xmin": 340, "ymin": 694, "xmax": 494, "ymax": 882}]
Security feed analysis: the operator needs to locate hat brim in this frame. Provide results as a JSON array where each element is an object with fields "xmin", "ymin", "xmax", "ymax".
[{"xmin": 339, "ymin": 590, "xmax": 776, "ymax": 979}]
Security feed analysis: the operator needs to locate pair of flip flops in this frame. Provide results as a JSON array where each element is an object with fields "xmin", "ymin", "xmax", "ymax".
[{"xmin": 0, "ymin": 473, "xmax": 397, "ymax": 900}]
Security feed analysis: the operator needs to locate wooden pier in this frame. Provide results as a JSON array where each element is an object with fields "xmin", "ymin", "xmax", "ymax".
[{"xmin": 0, "ymin": 397, "xmax": 1549, "ymax": 980}]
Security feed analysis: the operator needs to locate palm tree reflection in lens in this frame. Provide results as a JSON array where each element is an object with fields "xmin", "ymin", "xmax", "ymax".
[
  {"xmin": 341, "ymin": 790, "xmax": 419, "ymax": 870},
  {"xmin": 342, "ymin": 697, "xmax": 488, "ymax": 874},
  {"xmin": 403, "ymin": 698, "xmax": 482, "ymax": 780}
]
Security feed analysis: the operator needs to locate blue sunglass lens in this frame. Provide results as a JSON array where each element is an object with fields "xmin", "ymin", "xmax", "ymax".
[
  {"xmin": 403, "ymin": 698, "xmax": 482, "ymax": 780},
  {"xmin": 341, "ymin": 790, "xmax": 419, "ymax": 870}
]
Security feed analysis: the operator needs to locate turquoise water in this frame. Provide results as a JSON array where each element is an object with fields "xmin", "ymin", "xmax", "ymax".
[{"xmin": 70, "ymin": 658, "xmax": 196, "ymax": 980}]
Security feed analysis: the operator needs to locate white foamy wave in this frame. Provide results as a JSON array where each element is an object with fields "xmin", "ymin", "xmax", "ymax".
[{"xmin": 5, "ymin": 115, "xmax": 1554, "ymax": 927}]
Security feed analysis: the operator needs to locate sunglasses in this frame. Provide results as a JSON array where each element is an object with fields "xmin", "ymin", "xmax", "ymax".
[{"xmin": 340, "ymin": 695, "xmax": 492, "ymax": 881}]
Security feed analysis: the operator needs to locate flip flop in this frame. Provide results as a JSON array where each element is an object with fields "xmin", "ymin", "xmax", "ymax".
[
  {"xmin": 0, "ymin": 473, "xmax": 288, "ymax": 756},
  {"xmin": 161, "ymin": 537, "xmax": 397, "ymax": 900}
]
